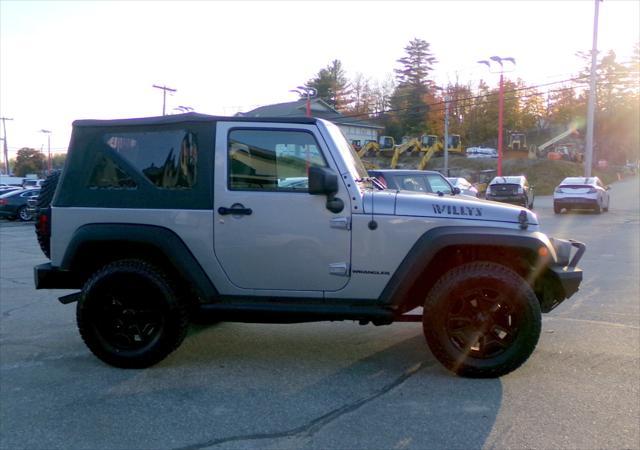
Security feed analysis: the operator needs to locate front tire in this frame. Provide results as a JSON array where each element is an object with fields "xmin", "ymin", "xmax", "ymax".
[
  {"xmin": 423, "ymin": 262, "xmax": 541, "ymax": 378},
  {"xmin": 77, "ymin": 259, "xmax": 188, "ymax": 368}
]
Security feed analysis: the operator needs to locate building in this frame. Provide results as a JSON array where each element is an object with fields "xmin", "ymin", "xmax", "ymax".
[{"xmin": 239, "ymin": 99, "xmax": 383, "ymax": 149}]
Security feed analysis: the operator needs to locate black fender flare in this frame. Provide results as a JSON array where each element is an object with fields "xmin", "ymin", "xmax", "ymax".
[
  {"xmin": 379, "ymin": 226, "xmax": 557, "ymax": 309},
  {"xmin": 61, "ymin": 223, "xmax": 218, "ymax": 301}
]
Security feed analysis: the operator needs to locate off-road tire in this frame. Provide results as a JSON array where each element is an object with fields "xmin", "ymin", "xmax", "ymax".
[
  {"xmin": 422, "ymin": 261, "xmax": 541, "ymax": 378},
  {"xmin": 35, "ymin": 171, "xmax": 61, "ymax": 258},
  {"xmin": 77, "ymin": 259, "xmax": 189, "ymax": 368}
]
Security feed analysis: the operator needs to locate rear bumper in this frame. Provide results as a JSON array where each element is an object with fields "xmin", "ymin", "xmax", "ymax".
[
  {"xmin": 34, "ymin": 263, "xmax": 82, "ymax": 289},
  {"xmin": 486, "ymin": 194, "xmax": 527, "ymax": 206},
  {"xmin": 554, "ymin": 198, "xmax": 598, "ymax": 208}
]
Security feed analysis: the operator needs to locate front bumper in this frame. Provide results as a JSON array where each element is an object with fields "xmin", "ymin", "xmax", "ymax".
[{"xmin": 540, "ymin": 239, "xmax": 586, "ymax": 312}]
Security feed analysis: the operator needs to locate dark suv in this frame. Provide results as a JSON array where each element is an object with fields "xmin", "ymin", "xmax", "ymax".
[{"xmin": 485, "ymin": 176, "xmax": 534, "ymax": 209}]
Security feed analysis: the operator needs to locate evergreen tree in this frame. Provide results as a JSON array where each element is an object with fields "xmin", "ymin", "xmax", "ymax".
[
  {"xmin": 305, "ymin": 60, "xmax": 351, "ymax": 111},
  {"xmin": 390, "ymin": 38, "xmax": 438, "ymax": 137}
]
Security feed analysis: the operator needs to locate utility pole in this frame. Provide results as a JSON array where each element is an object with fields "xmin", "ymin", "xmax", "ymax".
[
  {"xmin": 585, "ymin": 0, "xmax": 601, "ymax": 177},
  {"xmin": 40, "ymin": 129, "xmax": 52, "ymax": 173},
  {"xmin": 152, "ymin": 84, "xmax": 177, "ymax": 116},
  {"xmin": 1, "ymin": 117, "xmax": 13, "ymax": 175}
]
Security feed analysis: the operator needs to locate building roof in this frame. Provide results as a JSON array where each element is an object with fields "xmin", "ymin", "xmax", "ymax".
[{"xmin": 239, "ymin": 99, "xmax": 383, "ymax": 130}]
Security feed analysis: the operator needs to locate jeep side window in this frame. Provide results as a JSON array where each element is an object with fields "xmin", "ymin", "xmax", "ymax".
[
  {"xmin": 102, "ymin": 130, "xmax": 198, "ymax": 189},
  {"xmin": 228, "ymin": 129, "xmax": 326, "ymax": 192},
  {"xmin": 88, "ymin": 152, "xmax": 137, "ymax": 189}
]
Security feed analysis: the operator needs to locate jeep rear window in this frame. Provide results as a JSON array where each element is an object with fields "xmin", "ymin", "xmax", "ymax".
[
  {"xmin": 102, "ymin": 130, "xmax": 198, "ymax": 189},
  {"xmin": 228, "ymin": 129, "xmax": 326, "ymax": 191}
]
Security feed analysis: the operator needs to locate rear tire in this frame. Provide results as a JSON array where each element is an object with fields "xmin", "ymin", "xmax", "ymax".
[
  {"xmin": 422, "ymin": 261, "xmax": 541, "ymax": 378},
  {"xmin": 35, "ymin": 171, "xmax": 61, "ymax": 258},
  {"xmin": 17, "ymin": 206, "xmax": 33, "ymax": 222},
  {"xmin": 553, "ymin": 204, "xmax": 561, "ymax": 214},
  {"xmin": 594, "ymin": 202, "xmax": 602, "ymax": 214},
  {"xmin": 77, "ymin": 259, "xmax": 188, "ymax": 368}
]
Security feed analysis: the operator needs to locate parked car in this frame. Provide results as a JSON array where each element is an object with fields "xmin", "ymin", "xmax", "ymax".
[
  {"xmin": 22, "ymin": 179, "xmax": 44, "ymax": 188},
  {"xmin": 368, "ymin": 169, "xmax": 456, "ymax": 195},
  {"xmin": 553, "ymin": 176, "xmax": 610, "ymax": 214},
  {"xmin": 447, "ymin": 177, "xmax": 479, "ymax": 197},
  {"xmin": 0, "ymin": 188, "xmax": 40, "ymax": 221},
  {"xmin": 0, "ymin": 184, "xmax": 22, "ymax": 194},
  {"xmin": 485, "ymin": 176, "xmax": 534, "ymax": 209},
  {"xmin": 466, "ymin": 147, "xmax": 498, "ymax": 158}
]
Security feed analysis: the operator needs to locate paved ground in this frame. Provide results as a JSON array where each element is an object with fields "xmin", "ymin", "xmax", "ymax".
[{"xmin": 1, "ymin": 176, "xmax": 638, "ymax": 450}]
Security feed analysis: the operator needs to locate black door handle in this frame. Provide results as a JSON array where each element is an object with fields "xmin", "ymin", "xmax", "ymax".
[{"xmin": 218, "ymin": 204, "xmax": 253, "ymax": 216}]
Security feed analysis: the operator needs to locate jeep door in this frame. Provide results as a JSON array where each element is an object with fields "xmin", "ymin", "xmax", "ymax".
[{"xmin": 213, "ymin": 122, "xmax": 352, "ymax": 292}]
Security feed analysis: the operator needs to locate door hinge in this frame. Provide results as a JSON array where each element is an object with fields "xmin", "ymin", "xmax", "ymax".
[
  {"xmin": 330, "ymin": 217, "xmax": 351, "ymax": 230},
  {"xmin": 329, "ymin": 262, "xmax": 350, "ymax": 277}
]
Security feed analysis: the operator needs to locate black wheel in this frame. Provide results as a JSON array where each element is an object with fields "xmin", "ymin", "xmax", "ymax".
[
  {"xmin": 553, "ymin": 203, "xmax": 561, "ymax": 214},
  {"xmin": 35, "ymin": 171, "xmax": 61, "ymax": 258},
  {"xmin": 17, "ymin": 206, "xmax": 33, "ymax": 222},
  {"xmin": 594, "ymin": 202, "xmax": 602, "ymax": 214},
  {"xmin": 423, "ymin": 261, "xmax": 541, "ymax": 378},
  {"xmin": 77, "ymin": 259, "xmax": 188, "ymax": 368}
]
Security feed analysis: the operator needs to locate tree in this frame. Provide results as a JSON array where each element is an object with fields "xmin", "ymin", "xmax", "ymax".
[
  {"xmin": 304, "ymin": 59, "xmax": 352, "ymax": 111},
  {"xmin": 390, "ymin": 38, "xmax": 438, "ymax": 137},
  {"xmin": 13, "ymin": 148, "xmax": 46, "ymax": 177}
]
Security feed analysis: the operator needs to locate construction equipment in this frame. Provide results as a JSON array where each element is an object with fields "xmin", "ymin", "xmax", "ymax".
[
  {"xmin": 390, "ymin": 138, "xmax": 421, "ymax": 168},
  {"xmin": 535, "ymin": 125, "xmax": 579, "ymax": 158},
  {"xmin": 357, "ymin": 140, "xmax": 380, "ymax": 158},
  {"xmin": 442, "ymin": 134, "xmax": 464, "ymax": 155},
  {"xmin": 508, "ymin": 132, "xmax": 527, "ymax": 151}
]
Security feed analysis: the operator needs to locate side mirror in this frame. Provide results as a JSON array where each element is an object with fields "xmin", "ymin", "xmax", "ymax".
[
  {"xmin": 452, "ymin": 187, "xmax": 461, "ymax": 195},
  {"xmin": 308, "ymin": 167, "xmax": 343, "ymax": 213},
  {"xmin": 308, "ymin": 167, "xmax": 338, "ymax": 195}
]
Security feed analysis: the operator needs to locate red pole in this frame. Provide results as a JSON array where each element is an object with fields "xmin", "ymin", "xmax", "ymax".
[{"xmin": 497, "ymin": 72, "xmax": 504, "ymax": 176}]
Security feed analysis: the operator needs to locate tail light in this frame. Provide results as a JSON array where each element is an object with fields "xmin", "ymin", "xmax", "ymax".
[
  {"xmin": 587, "ymin": 187, "xmax": 597, "ymax": 193},
  {"xmin": 517, "ymin": 186, "xmax": 524, "ymax": 194},
  {"xmin": 485, "ymin": 186, "xmax": 491, "ymax": 195},
  {"xmin": 555, "ymin": 187, "xmax": 564, "ymax": 193}
]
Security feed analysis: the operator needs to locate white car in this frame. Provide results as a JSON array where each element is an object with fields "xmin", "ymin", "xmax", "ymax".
[
  {"xmin": 466, "ymin": 147, "xmax": 498, "ymax": 158},
  {"xmin": 447, "ymin": 177, "xmax": 479, "ymax": 197},
  {"xmin": 553, "ymin": 176, "xmax": 610, "ymax": 214}
]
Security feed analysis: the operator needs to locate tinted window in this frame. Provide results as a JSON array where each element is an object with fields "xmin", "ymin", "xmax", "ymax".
[
  {"xmin": 228, "ymin": 129, "xmax": 326, "ymax": 191},
  {"xmin": 103, "ymin": 130, "xmax": 198, "ymax": 189},
  {"xmin": 88, "ymin": 152, "xmax": 137, "ymax": 189}
]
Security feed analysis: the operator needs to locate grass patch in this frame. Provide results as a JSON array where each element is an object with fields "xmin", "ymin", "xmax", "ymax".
[{"xmin": 363, "ymin": 153, "xmax": 619, "ymax": 195}]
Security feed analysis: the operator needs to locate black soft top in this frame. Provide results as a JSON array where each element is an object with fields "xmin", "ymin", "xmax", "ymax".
[{"xmin": 73, "ymin": 112, "xmax": 319, "ymax": 128}]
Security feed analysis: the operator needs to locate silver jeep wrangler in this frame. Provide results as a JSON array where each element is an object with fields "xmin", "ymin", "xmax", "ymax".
[{"xmin": 34, "ymin": 113, "xmax": 585, "ymax": 377}]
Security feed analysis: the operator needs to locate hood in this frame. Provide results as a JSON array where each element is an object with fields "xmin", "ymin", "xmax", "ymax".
[{"xmin": 362, "ymin": 190, "xmax": 539, "ymax": 227}]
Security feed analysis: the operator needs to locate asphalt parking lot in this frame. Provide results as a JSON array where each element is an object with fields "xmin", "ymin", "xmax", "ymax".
[{"xmin": 1, "ymin": 177, "xmax": 638, "ymax": 450}]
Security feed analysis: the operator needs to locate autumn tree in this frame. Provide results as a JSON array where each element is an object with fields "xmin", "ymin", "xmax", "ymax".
[{"xmin": 13, "ymin": 148, "xmax": 46, "ymax": 177}]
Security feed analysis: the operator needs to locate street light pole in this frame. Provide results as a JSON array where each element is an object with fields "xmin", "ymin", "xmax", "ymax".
[
  {"xmin": 40, "ymin": 129, "xmax": 52, "ymax": 173},
  {"xmin": 585, "ymin": 0, "xmax": 601, "ymax": 177},
  {"xmin": 497, "ymin": 71, "xmax": 505, "ymax": 177},
  {"xmin": 478, "ymin": 56, "xmax": 516, "ymax": 177},
  {"xmin": 444, "ymin": 95, "xmax": 450, "ymax": 177},
  {"xmin": 290, "ymin": 86, "xmax": 317, "ymax": 117}
]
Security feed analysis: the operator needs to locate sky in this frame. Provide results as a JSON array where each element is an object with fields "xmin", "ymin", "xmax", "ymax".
[{"xmin": 1, "ymin": 0, "xmax": 639, "ymax": 160}]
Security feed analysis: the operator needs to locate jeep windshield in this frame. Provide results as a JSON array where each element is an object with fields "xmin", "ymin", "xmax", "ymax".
[{"xmin": 323, "ymin": 120, "xmax": 369, "ymax": 181}]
